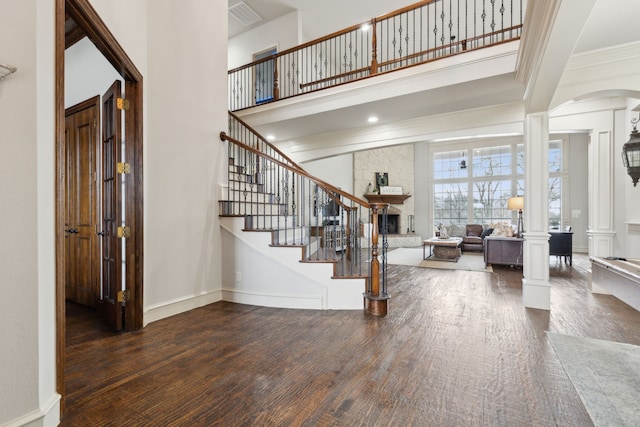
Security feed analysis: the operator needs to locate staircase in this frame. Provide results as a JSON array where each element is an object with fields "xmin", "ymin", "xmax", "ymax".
[{"xmin": 218, "ymin": 112, "xmax": 390, "ymax": 315}]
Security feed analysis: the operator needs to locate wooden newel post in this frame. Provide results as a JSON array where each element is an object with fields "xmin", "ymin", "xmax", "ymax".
[{"xmin": 364, "ymin": 203, "xmax": 389, "ymax": 316}]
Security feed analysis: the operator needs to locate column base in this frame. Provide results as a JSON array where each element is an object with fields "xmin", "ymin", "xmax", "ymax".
[
  {"xmin": 522, "ymin": 279, "xmax": 550, "ymax": 310},
  {"xmin": 363, "ymin": 293, "xmax": 390, "ymax": 317}
]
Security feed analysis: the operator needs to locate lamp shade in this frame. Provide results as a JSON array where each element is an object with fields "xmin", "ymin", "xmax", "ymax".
[{"xmin": 507, "ymin": 196, "xmax": 524, "ymax": 211}]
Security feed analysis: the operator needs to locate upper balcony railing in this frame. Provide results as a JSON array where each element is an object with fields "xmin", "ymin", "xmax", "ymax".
[{"xmin": 228, "ymin": 0, "xmax": 524, "ymax": 111}]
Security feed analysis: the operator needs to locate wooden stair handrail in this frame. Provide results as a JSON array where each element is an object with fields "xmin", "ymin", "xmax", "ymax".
[
  {"xmin": 220, "ymin": 131, "xmax": 371, "ymax": 210},
  {"xmin": 229, "ymin": 111, "xmax": 302, "ymax": 170}
]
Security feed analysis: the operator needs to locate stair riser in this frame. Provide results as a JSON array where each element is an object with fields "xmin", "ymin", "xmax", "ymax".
[
  {"xmin": 227, "ymin": 180, "xmax": 266, "ymax": 193},
  {"xmin": 244, "ymin": 215, "xmax": 301, "ymax": 230},
  {"xmin": 222, "ymin": 190, "xmax": 275, "ymax": 204},
  {"xmin": 228, "ymin": 170, "xmax": 265, "ymax": 185},
  {"xmin": 220, "ymin": 202, "xmax": 286, "ymax": 216},
  {"xmin": 271, "ymin": 228, "xmax": 311, "ymax": 245}
]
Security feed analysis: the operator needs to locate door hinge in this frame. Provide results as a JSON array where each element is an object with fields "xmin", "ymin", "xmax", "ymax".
[
  {"xmin": 93, "ymin": 117, "xmax": 97, "ymax": 128},
  {"xmin": 117, "ymin": 226, "xmax": 131, "ymax": 238},
  {"xmin": 117, "ymin": 162, "xmax": 131, "ymax": 174},
  {"xmin": 116, "ymin": 97, "xmax": 130, "ymax": 111},
  {"xmin": 117, "ymin": 290, "xmax": 130, "ymax": 303}
]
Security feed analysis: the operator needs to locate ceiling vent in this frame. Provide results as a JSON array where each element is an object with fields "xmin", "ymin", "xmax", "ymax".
[{"xmin": 229, "ymin": 2, "xmax": 262, "ymax": 26}]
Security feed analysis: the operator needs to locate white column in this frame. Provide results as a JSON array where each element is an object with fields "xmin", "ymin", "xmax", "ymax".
[
  {"xmin": 523, "ymin": 113, "xmax": 550, "ymax": 310},
  {"xmin": 587, "ymin": 130, "xmax": 615, "ymax": 256}
]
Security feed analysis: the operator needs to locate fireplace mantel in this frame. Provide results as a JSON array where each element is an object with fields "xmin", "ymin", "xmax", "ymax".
[{"xmin": 363, "ymin": 194, "xmax": 411, "ymax": 204}]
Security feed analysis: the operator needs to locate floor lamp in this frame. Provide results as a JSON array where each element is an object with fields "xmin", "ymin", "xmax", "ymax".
[{"xmin": 508, "ymin": 196, "xmax": 524, "ymax": 238}]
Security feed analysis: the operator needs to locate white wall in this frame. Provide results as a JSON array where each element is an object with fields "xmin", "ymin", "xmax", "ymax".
[
  {"xmin": 567, "ymin": 133, "xmax": 589, "ymax": 252},
  {"xmin": 228, "ymin": 11, "xmax": 300, "ymax": 69},
  {"xmin": 618, "ymin": 106, "xmax": 640, "ymax": 259},
  {"xmin": 414, "ymin": 141, "xmax": 430, "ymax": 238},
  {"xmin": 0, "ymin": 1, "xmax": 58, "ymax": 425},
  {"xmin": 293, "ymin": 0, "xmax": 427, "ymax": 43},
  {"xmin": 550, "ymin": 98, "xmax": 634, "ymax": 257},
  {"xmin": 143, "ymin": 1, "xmax": 227, "ymax": 319},
  {"xmin": 1, "ymin": 0, "xmax": 229, "ymax": 424},
  {"xmin": 65, "ymin": 38, "xmax": 122, "ymax": 108},
  {"xmin": 301, "ymin": 153, "xmax": 353, "ymax": 194}
]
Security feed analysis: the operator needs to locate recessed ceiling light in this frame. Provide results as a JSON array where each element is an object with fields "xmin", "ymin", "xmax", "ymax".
[
  {"xmin": 361, "ymin": 24, "xmax": 371, "ymax": 32},
  {"xmin": 266, "ymin": 134, "xmax": 275, "ymax": 141},
  {"xmin": 368, "ymin": 116, "xmax": 378, "ymax": 123}
]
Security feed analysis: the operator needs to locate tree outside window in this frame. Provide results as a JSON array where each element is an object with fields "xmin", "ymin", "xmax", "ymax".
[{"xmin": 433, "ymin": 141, "xmax": 565, "ymax": 228}]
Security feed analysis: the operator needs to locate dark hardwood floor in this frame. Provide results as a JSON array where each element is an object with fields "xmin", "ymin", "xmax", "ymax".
[{"xmin": 62, "ymin": 254, "xmax": 640, "ymax": 426}]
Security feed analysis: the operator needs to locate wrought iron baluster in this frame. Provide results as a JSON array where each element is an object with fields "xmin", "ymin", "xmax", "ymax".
[
  {"xmin": 440, "ymin": 4, "xmax": 446, "ymax": 48},
  {"xmin": 490, "ymin": 0, "xmax": 496, "ymax": 38},
  {"xmin": 482, "ymin": 0, "xmax": 487, "ymax": 45}
]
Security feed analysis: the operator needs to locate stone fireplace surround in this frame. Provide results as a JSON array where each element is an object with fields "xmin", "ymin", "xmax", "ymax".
[
  {"xmin": 360, "ymin": 206, "xmax": 421, "ymax": 248},
  {"xmin": 354, "ymin": 145, "xmax": 420, "ymax": 246}
]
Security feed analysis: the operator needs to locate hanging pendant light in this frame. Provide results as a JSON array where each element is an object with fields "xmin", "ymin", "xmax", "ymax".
[{"xmin": 622, "ymin": 116, "xmax": 640, "ymax": 187}]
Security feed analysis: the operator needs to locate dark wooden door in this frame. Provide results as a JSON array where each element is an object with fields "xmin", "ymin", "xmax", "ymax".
[
  {"xmin": 100, "ymin": 80, "xmax": 124, "ymax": 331},
  {"xmin": 65, "ymin": 98, "xmax": 101, "ymax": 308}
]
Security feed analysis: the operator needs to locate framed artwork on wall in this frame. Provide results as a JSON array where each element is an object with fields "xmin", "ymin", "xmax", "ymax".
[{"xmin": 375, "ymin": 172, "xmax": 388, "ymax": 191}]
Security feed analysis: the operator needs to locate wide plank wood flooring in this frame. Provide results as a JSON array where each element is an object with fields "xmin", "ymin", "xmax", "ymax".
[{"xmin": 62, "ymin": 254, "xmax": 640, "ymax": 426}]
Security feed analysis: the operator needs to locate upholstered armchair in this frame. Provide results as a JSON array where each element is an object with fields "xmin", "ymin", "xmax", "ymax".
[{"xmin": 461, "ymin": 224, "xmax": 485, "ymax": 253}]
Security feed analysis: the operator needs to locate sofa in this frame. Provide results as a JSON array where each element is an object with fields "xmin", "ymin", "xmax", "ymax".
[{"xmin": 443, "ymin": 223, "xmax": 492, "ymax": 253}]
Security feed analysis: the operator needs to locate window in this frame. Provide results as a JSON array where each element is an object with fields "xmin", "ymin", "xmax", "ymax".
[
  {"xmin": 433, "ymin": 182, "xmax": 469, "ymax": 225},
  {"xmin": 548, "ymin": 140, "xmax": 563, "ymax": 229},
  {"xmin": 433, "ymin": 140, "xmax": 567, "ymax": 228},
  {"xmin": 473, "ymin": 145, "xmax": 511, "ymax": 177},
  {"xmin": 433, "ymin": 151, "xmax": 468, "ymax": 180},
  {"xmin": 472, "ymin": 179, "xmax": 512, "ymax": 224},
  {"xmin": 433, "ymin": 145, "xmax": 517, "ymax": 226}
]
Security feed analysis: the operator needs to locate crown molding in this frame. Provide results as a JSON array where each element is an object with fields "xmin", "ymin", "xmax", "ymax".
[
  {"xmin": 565, "ymin": 41, "xmax": 640, "ymax": 71},
  {"xmin": 515, "ymin": 0, "xmax": 561, "ymax": 85}
]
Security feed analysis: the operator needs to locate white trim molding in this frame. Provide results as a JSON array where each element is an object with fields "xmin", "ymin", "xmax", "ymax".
[
  {"xmin": 3, "ymin": 393, "xmax": 60, "ymax": 427},
  {"xmin": 523, "ymin": 113, "xmax": 551, "ymax": 310},
  {"xmin": 626, "ymin": 221, "xmax": 640, "ymax": 233}
]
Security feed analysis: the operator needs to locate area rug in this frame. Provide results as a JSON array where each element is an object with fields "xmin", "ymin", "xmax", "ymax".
[
  {"xmin": 547, "ymin": 333, "xmax": 640, "ymax": 426},
  {"xmin": 384, "ymin": 247, "xmax": 492, "ymax": 272}
]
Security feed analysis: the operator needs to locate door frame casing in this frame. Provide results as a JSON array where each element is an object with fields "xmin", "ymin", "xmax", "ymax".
[{"xmin": 56, "ymin": 0, "xmax": 144, "ymax": 411}]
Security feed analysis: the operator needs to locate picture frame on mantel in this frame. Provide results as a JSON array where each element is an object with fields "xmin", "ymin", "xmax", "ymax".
[{"xmin": 375, "ymin": 172, "xmax": 388, "ymax": 192}]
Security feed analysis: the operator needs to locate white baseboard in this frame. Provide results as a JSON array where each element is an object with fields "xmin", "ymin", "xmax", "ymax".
[
  {"xmin": 221, "ymin": 289, "xmax": 324, "ymax": 310},
  {"xmin": 4, "ymin": 393, "xmax": 60, "ymax": 427},
  {"xmin": 143, "ymin": 290, "xmax": 223, "ymax": 326}
]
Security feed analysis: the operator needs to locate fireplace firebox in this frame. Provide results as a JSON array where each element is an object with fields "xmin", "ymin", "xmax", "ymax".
[{"xmin": 378, "ymin": 214, "xmax": 400, "ymax": 235}]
